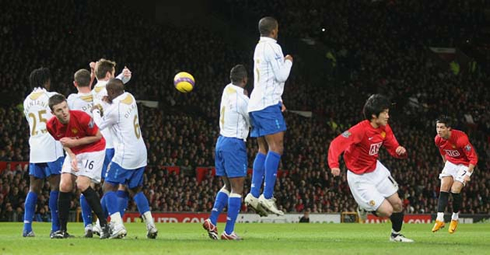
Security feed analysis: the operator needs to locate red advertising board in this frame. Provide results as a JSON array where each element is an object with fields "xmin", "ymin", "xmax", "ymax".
[
  {"xmin": 123, "ymin": 213, "xmax": 228, "ymax": 223},
  {"xmin": 365, "ymin": 214, "xmax": 432, "ymax": 224}
]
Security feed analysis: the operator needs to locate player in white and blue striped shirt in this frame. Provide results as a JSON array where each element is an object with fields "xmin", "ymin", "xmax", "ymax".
[
  {"xmin": 245, "ymin": 17, "xmax": 293, "ymax": 216},
  {"xmin": 203, "ymin": 65, "xmax": 250, "ymax": 240}
]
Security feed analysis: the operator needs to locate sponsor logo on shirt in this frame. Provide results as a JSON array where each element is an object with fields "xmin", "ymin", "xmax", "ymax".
[
  {"xmin": 444, "ymin": 149, "xmax": 460, "ymax": 157},
  {"xmin": 369, "ymin": 142, "xmax": 382, "ymax": 155}
]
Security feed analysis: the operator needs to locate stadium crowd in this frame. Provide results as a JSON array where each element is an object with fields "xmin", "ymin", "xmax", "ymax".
[{"xmin": 0, "ymin": 0, "xmax": 489, "ymax": 222}]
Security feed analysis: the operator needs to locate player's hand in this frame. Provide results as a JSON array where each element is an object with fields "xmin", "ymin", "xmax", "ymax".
[
  {"xmin": 331, "ymin": 168, "xmax": 340, "ymax": 176},
  {"xmin": 395, "ymin": 146, "xmax": 406, "ymax": 155},
  {"xmin": 281, "ymin": 103, "xmax": 287, "ymax": 112},
  {"xmin": 71, "ymin": 157, "xmax": 79, "ymax": 172},
  {"xmin": 285, "ymin": 54, "xmax": 293, "ymax": 63},
  {"xmin": 463, "ymin": 175, "xmax": 471, "ymax": 184},
  {"xmin": 89, "ymin": 62, "xmax": 96, "ymax": 70},
  {"xmin": 244, "ymin": 89, "xmax": 248, "ymax": 96},
  {"xmin": 122, "ymin": 66, "xmax": 132, "ymax": 78},
  {"xmin": 60, "ymin": 138, "xmax": 79, "ymax": 148}
]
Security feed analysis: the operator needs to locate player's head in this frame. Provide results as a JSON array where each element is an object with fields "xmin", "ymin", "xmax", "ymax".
[
  {"xmin": 436, "ymin": 115, "xmax": 452, "ymax": 139},
  {"xmin": 363, "ymin": 94, "xmax": 391, "ymax": 126},
  {"xmin": 95, "ymin": 58, "xmax": 116, "ymax": 81},
  {"xmin": 73, "ymin": 69, "xmax": 91, "ymax": 89},
  {"xmin": 106, "ymin": 78, "xmax": 124, "ymax": 103},
  {"xmin": 29, "ymin": 67, "xmax": 51, "ymax": 90},
  {"xmin": 49, "ymin": 94, "xmax": 70, "ymax": 124},
  {"xmin": 258, "ymin": 17, "xmax": 278, "ymax": 39},
  {"xmin": 230, "ymin": 64, "xmax": 248, "ymax": 88}
]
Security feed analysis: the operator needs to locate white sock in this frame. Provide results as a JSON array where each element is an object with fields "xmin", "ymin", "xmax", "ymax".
[
  {"xmin": 143, "ymin": 211, "xmax": 155, "ymax": 227},
  {"xmin": 451, "ymin": 212, "xmax": 459, "ymax": 221},
  {"xmin": 111, "ymin": 212, "xmax": 123, "ymax": 225},
  {"xmin": 436, "ymin": 212, "xmax": 444, "ymax": 222}
]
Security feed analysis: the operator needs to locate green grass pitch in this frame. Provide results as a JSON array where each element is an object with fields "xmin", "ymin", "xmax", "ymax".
[{"xmin": 0, "ymin": 222, "xmax": 488, "ymax": 254}]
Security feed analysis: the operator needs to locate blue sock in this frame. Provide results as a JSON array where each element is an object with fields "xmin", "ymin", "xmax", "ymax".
[
  {"xmin": 23, "ymin": 192, "xmax": 38, "ymax": 233},
  {"xmin": 250, "ymin": 153, "xmax": 266, "ymax": 198},
  {"xmin": 210, "ymin": 188, "xmax": 230, "ymax": 225},
  {"xmin": 49, "ymin": 191, "xmax": 60, "ymax": 231},
  {"xmin": 116, "ymin": 190, "xmax": 129, "ymax": 217},
  {"xmin": 263, "ymin": 151, "xmax": 281, "ymax": 199},
  {"xmin": 103, "ymin": 191, "xmax": 119, "ymax": 215},
  {"xmin": 134, "ymin": 192, "xmax": 150, "ymax": 215},
  {"xmin": 80, "ymin": 194, "xmax": 93, "ymax": 227},
  {"xmin": 225, "ymin": 193, "xmax": 242, "ymax": 235}
]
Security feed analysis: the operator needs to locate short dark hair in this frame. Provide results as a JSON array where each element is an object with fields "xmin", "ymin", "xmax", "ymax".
[
  {"xmin": 106, "ymin": 78, "xmax": 124, "ymax": 94},
  {"xmin": 29, "ymin": 67, "xmax": 51, "ymax": 89},
  {"xmin": 48, "ymin": 94, "xmax": 67, "ymax": 111},
  {"xmin": 230, "ymin": 65, "xmax": 247, "ymax": 84},
  {"xmin": 258, "ymin": 17, "xmax": 278, "ymax": 36},
  {"xmin": 74, "ymin": 69, "xmax": 91, "ymax": 87},
  {"xmin": 436, "ymin": 115, "xmax": 452, "ymax": 128},
  {"xmin": 363, "ymin": 94, "xmax": 391, "ymax": 120},
  {"xmin": 95, "ymin": 58, "xmax": 116, "ymax": 80}
]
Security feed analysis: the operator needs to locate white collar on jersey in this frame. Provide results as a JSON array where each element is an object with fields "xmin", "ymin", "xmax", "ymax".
[
  {"xmin": 229, "ymin": 84, "xmax": 245, "ymax": 93},
  {"xmin": 259, "ymin": 36, "xmax": 277, "ymax": 43}
]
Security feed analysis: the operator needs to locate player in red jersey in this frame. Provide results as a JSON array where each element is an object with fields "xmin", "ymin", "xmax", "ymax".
[
  {"xmin": 46, "ymin": 94, "xmax": 110, "ymax": 239},
  {"xmin": 328, "ymin": 94, "xmax": 413, "ymax": 242},
  {"xmin": 432, "ymin": 116, "xmax": 478, "ymax": 234}
]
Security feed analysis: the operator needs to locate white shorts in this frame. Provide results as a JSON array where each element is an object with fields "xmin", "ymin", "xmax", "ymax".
[
  {"xmin": 62, "ymin": 150, "xmax": 105, "ymax": 183},
  {"xmin": 347, "ymin": 161, "xmax": 399, "ymax": 211},
  {"xmin": 439, "ymin": 161, "xmax": 469, "ymax": 184}
]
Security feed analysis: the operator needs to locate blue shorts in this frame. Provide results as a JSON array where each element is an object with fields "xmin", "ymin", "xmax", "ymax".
[
  {"xmin": 250, "ymin": 103, "xmax": 287, "ymax": 137},
  {"xmin": 215, "ymin": 136, "xmax": 247, "ymax": 178},
  {"xmin": 102, "ymin": 148, "xmax": 115, "ymax": 179},
  {"xmin": 29, "ymin": 156, "xmax": 64, "ymax": 179},
  {"xmin": 105, "ymin": 162, "xmax": 145, "ymax": 189}
]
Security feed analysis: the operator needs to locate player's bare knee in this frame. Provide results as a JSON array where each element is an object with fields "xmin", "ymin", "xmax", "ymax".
[
  {"xmin": 59, "ymin": 181, "xmax": 72, "ymax": 192},
  {"xmin": 102, "ymin": 182, "xmax": 117, "ymax": 193},
  {"xmin": 77, "ymin": 182, "xmax": 90, "ymax": 192},
  {"xmin": 392, "ymin": 202, "xmax": 403, "ymax": 213},
  {"xmin": 29, "ymin": 185, "xmax": 42, "ymax": 195},
  {"xmin": 269, "ymin": 144, "xmax": 284, "ymax": 155}
]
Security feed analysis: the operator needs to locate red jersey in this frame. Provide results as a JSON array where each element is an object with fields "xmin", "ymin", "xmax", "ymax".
[
  {"xmin": 435, "ymin": 129, "xmax": 478, "ymax": 166},
  {"xmin": 328, "ymin": 120, "xmax": 406, "ymax": 174},
  {"xmin": 47, "ymin": 110, "xmax": 105, "ymax": 155}
]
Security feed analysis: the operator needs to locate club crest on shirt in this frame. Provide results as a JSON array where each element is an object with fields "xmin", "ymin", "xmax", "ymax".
[
  {"xmin": 369, "ymin": 200, "xmax": 376, "ymax": 206},
  {"xmin": 381, "ymin": 131, "xmax": 386, "ymax": 138},
  {"xmin": 465, "ymin": 145, "xmax": 471, "ymax": 151},
  {"xmin": 71, "ymin": 128, "xmax": 78, "ymax": 134},
  {"xmin": 342, "ymin": 131, "xmax": 351, "ymax": 138},
  {"xmin": 452, "ymin": 144, "xmax": 456, "ymax": 149}
]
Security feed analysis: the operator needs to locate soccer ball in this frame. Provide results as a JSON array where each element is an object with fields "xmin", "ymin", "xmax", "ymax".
[{"xmin": 173, "ymin": 71, "xmax": 195, "ymax": 93}]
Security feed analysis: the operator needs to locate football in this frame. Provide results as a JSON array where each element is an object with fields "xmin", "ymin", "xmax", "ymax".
[{"xmin": 173, "ymin": 71, "xmax": 195, "ymax": 93}]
